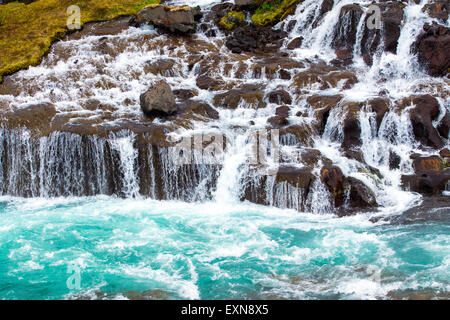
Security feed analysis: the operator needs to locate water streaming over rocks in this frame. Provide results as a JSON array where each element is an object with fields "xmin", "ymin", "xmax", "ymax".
[{"xmin": 0, "ymin": 0, "xmax": 449, "ymax": 299}]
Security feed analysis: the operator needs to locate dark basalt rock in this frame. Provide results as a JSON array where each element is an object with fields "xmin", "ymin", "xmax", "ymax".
[
  {"xmin": 368, "ymin": 98, "xmax": 390, "ymax": 130},
  {"xmin": 267, "ymin": 90, "xmax": 292, "ymax": 105},
  {"xmin": 234, "ymin": 0, "xmax": 259, "ymax": 8},
  {"xmin": 402, "ymin": 155, "xmax": 449, "ymax": 195},
  {"xmin": 407, "ymin": 94, "xmax": 444, "ymax": 149},
  {"xmin": 413, "ymin": 23, "xmax": 450, "ymax": 77},
  {"xmin": 360, "ymin": 2, "xmax": 405, "ymax": 59},
  {"xmin": 389, "ymin": 151, "xmax": 401, "ymax": 170},
  {"xmin": 176, "ymin": 100, "xmax": 219, "ymax": 121},
  {"xmin": 311, "ymin": 0, "xmax": 334, "ymax": 28},
  {"xmin": 275, "ymin": 165, "xmax": 315, "ymax": 191},
  {"xmin": 196, "ymin": 75, "xmax": 225, "ymax": 91},
  {"xmin": 278, "ymin": 124, "xmax": 317, "ymax": 147},
  {"xmin": 380, "ymin": 1, "xmax": 405, "ymax": 54},
  {"xmin": 134, "ymin": 4, "xmax": 196, "ymax": 34},
  {"xmin": 287, "ymin": 37, "xmax": 303, "ymax": 50},
  {"xmin": 423, "ymin": 0, "xmax": 448, "ymax": 23},
  {"xmin": 251, "ymin": 56, "xmax": 304, "ymax": 79},
  {"xmin": 213, "ymin": 84, "xmax": 266, "ymax": 109},
  {"xmin": 345, "ymin": 177, "xmax": 378, "ymax": 209},
  {"xmin": 320, "ymin": 165, "xmax": 344, "ymax": 207},
  {"xmin": 341, "ymin": 102, "xmax": 363, "ymax": 150},
  {"xmin": 440, "ymin": 148, "xmax": 450, "ymax": 158},
  {"xmin": 2, "ymin": 102, "xmax": 57, "ymax": 133},
  {"xmin": 173, "ymin": 89, "xmax": 198, "ymax": 101},
  {"xmin": 331, "ymin": 4, "xmax": 363, "ymax": 54},
  {"xmin": 267, "ymin": 115, "xmax": 289, "ymax": 128},
  {"xmin": 225, "ymin": 23, "xmax": 287, "ymax": 54},
  {"xmin": 412, "ymin": 156, "xmax": 444, "ymax": 173},
  {"xmin": 306, "ymin": 94, "xmax": 343, "ymax": 134},
  {"xmin": 401, "ymin": 170, "xmax": 450, "ymax": 195},
  {"xmin": 437, "ymin": 111, "xmax": 450, "ymax": 139},
  {"xmin": 144, "ymin": 58, "xmax": 176, "ymax": 76},
  {"xmin": 275, "ymin": 106, "xmax": 290, "ymax": 118}
]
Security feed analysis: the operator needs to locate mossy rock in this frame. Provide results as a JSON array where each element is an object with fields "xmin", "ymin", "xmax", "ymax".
[
  {"xmin": 219, "ymin": 11, "xmax": 246, "ymax": 30},
  {"xmin": 251, "ymin": 0, "xmax": 299, "ymax": 26},
  {"xmin": 0, "ymin": 0, "xmax": 160, "ymax": 83}
]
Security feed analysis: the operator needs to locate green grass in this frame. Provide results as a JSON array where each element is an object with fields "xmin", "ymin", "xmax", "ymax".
[
  {"xmin": 0, "ymin": 0, "xmax": 160, "ymax": 83},
  {"xmin": 219, "ymin": 11, "xmax": 246, "ymax": 30},
  {"xmin": 252, "ymin": 0, "xmax": 299, "ymax": 26}
]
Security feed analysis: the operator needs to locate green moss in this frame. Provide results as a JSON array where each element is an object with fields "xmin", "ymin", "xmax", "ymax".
[
  {"xmin": 0, "ymin": 0, "xmax": 160, "ymax": 83},
  {"xmin": 251, "ymin": 0, "xmax": 299, "ymax": 26},
  {"xmin": 219, "ymin": 11, "xmax": 246, "ymax": 30}
]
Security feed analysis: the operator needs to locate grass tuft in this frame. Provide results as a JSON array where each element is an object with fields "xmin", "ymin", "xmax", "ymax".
[{"xmin": 251, "ymin": 0, "xmax": 299, "ymax": 26}]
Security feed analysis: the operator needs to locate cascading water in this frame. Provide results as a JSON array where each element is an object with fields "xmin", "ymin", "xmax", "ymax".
[{"xmin": 0, "ymin": 0, "xmax": 448, "ymax": 299}]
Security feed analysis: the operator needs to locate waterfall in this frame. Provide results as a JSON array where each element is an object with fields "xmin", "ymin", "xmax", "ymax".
[{"xmin": 0, "ymin": 0, "xmax": 448, "ymax": 215}]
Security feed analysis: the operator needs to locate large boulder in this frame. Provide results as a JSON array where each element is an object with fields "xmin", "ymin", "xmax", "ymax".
[
  {"xmin": 135, "ymin": 4, "xmax": 196, "ymax": 34},
  {"xmin": 331, "ymin": 4, "xmax": 363, "ymax": 52},
  {"xmin": 267, "ymin": 89, "xmax": 292, "ymax": 105},
  {"xmin": 407, "ymin": 95, "xmax": 444, "ymax": 149},
  {"xmin": 414, "ymin": 23, "xmax": 450, "ymax": 77},
  {"xmin": 345, "ymin": 177, "xmax": 378, "ymax": 209},
  {"xmin": 140, "ymin": 80, "xmax": 177, "ymax": 117},
  {"xmin": 225, "ymin": 23, "xmax": 287, "ymax": 54},
  {"xmin": 402, "ymin": 155, "xmax": 450, "ymax": 195},
  {"xmin": 320, "ymin": 165, "xmax": 344, "ymax": 207}
]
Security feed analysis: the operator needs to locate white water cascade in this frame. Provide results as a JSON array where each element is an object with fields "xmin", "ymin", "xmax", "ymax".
[{"xmin": 0, "ymin": 0, "xmax": 448, "ymax": 217}]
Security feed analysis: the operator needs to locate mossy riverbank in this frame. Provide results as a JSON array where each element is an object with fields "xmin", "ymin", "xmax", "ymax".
[{"xmin": 0, "ymin": 0, "xmax": 160, "ymax": 83}]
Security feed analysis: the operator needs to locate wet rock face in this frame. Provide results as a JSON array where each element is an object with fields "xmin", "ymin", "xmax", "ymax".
[
  {"xmin": 368, "ymin": 98, "xmax": 390, "ymax": 130},
  {"xmin": 359, "ymin": 1, "xmax": 404, "ymax": 59},
  {"xmin": 402, "ymin": 155, "xmax": 449, "ymax": 195},
  {"xmin": 140, "ymin": 80, "xmax": 177, "ymax": 117},
  {"xmin": 321, "ymin": 165, "xmax": 344, "ymax": 206},
  {"xmin": 407, "ymin": 95, "xmax": 444, "ymax": 149},
  {"xmin": 276, "ymin": 165, "xmax": 314, "ymax": 190},
  {"xmin": 380, "ymin": 1, "xmax": 405, "ymax": 54},
  {"xmin": 287, "ymin": 36, "xmax": 303, "ymax": 50},
  {"xmin": 225, "ymin": 23, "xmax": 287, "ymax": 54},
  {"xmin": 267, "ymin": 90, "xmax": 292, "ymax": 105},
  {"xmin": 345, "ymin": 177, "xmax": 378, "ymax": 210},
  {"xmin": 438, "ymin": 112, "xmax": 450, "ymax": 139},
  {"xmin": 342, "ymin": 103, "xmax": 363, "ymax": 150},
  {"xmin": 135, "ymin": 4, "xmax": 196, "ymax": 34},
  {"xmin": 213, "ymin": 84, "xmax": 266, "ymax": 109},
  {"xmin": 1, "ymin": 103, "xmax": 57, "ymax": 134},
  {"xmin": 423, "ymin": 0, "xmax": 448, "ymax": 22},
  {"xmin": 414, "ymin": 23, "xmax": 450, "ymax": 77},
  {"xmin": 413, "ymin": 156, "xmax": 444, "ymax": 173},
  {"xmin": 402, "ymin": 170, "xmax": 450, "ymax": 195},
  {"xmin": 196, "ymin": 75, "xmax": 225, "ymax": 91},
  {"xmin": 332, "ymin": 4, "xmax": 363, "ymax": 52}
]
